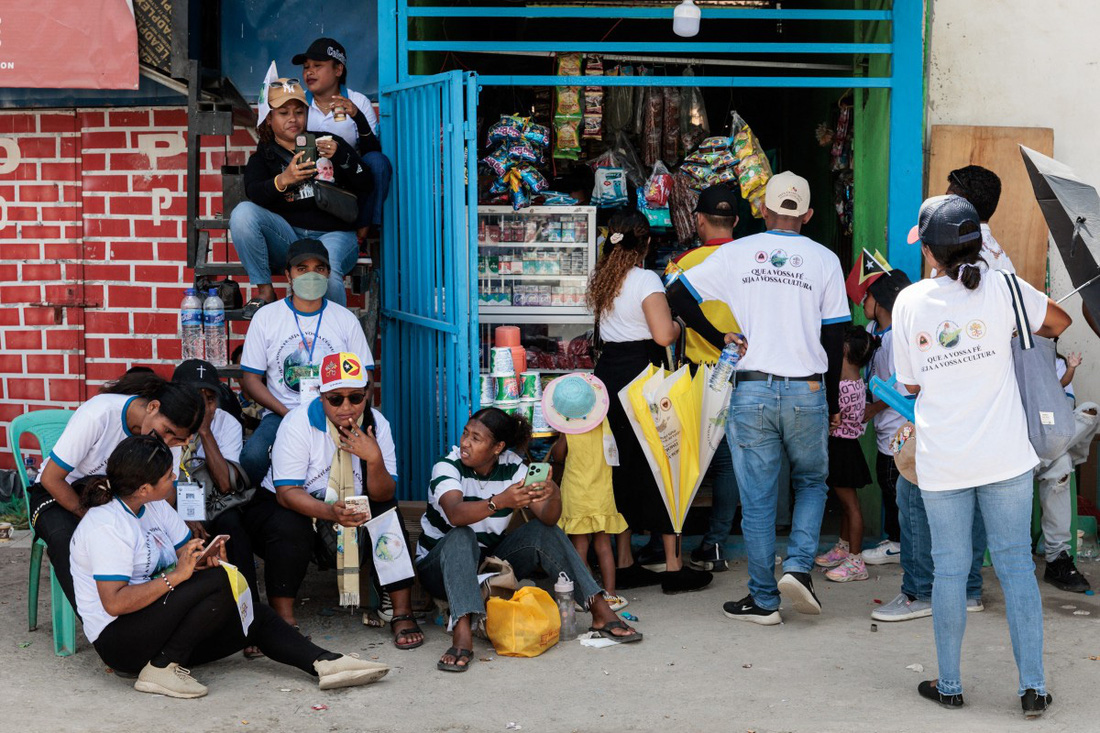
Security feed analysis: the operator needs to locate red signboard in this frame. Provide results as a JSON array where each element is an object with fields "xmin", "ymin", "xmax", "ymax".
[{"xmin": 0, "ymin": 2, "xmax": 139, "ymax": 90}]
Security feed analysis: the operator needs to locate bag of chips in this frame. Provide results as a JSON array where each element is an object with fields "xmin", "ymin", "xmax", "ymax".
[
  {"xmin": 699, "ymin": 136, "xmax": 729, "ymax": 152},
  {"xmin": 481, "ymin": 147, "xmax": 514, "ymax": 177},
  {"xmin": 553, "ymin": 115, "xmax": 582, "ymax": 160},
  {"xmin": 644, "ymin": 160, "xmax": 673, "ymax": 207},
  {"xmin": 523, "ymin": 122, "xmax": 551, "ymax": 148}
]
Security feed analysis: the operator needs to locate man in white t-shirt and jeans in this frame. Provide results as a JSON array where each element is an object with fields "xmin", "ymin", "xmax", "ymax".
[{"xmin": 667, "ymin": 171, "xmax": 850, "ymax": 625}]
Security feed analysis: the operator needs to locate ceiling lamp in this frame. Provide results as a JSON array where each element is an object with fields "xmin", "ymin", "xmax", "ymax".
[{"xmin": 673, "ymin": 0, "xmax": 701, "ymax": 37}]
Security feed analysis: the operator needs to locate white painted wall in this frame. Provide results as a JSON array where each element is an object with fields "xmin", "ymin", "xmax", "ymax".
[{"xmin": 926, "ymin": 0, "xmax": 1100, "ymax": 404}]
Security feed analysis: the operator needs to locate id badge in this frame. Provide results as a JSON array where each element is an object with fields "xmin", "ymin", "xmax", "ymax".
[
  {"xmin": 300, "ymin": 377, "xmax": 321, "ymax": 399},
  {"xmin": 176, "ymin": 482, "xmax": 206, "ymax": 522}
]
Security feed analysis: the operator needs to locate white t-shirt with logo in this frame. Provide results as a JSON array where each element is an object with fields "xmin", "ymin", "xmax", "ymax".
[
  {"xmin": 598, "ymin": 267, "xmax": 666, "ymax": 343},
  {"xmin": 306, "ymin": 86, "xmax": 379, "ymax": 150},
  {"xmin": 70, "ymin": 497, "xmax": 192, "ymax": 643},
  {"xmin": 892, "ymin": 274, "xmax": 1047, "ymax": 491},
  {"xmin": 42, "ymin": 394, "xmax": 182, "ymax": 483},
  {"xmin": 680, "ymin": 231, "xmax": 851, "ymax": 376},
  {"xmin": 240, "ymin": 298, "xmax": 373, "ymax": 415},
  {"xmin": 865, "ymin": 324, "xmax": 911, "ymax": 455},
  {"xmin": 266, "ymin": 398, "xmax": 397, "ymax": 498}
]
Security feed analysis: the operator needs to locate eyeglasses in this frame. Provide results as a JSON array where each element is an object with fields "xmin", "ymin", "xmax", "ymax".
[{"xmin": 324, "ymin": 391, "xmax": 368, "ymax": 407}]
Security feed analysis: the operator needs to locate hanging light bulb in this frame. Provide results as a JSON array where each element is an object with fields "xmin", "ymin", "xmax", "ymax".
[{"xmin": 673, "ymin": 0, "xmax": 701, "ymax": 38}]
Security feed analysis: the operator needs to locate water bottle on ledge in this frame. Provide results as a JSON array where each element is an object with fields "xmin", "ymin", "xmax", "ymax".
[
  {"xmin": 180, "ymin": 288, "xmax": 204, "ymax": 361},
  {"xmin": 203, "ymin": 288, "xmax": 227, "ymax": 367}
]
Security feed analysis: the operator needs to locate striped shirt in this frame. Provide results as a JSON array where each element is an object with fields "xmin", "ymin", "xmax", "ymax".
[{"xmin": 416, "ymin": 447, "xmax": 528, "ymax": 562}]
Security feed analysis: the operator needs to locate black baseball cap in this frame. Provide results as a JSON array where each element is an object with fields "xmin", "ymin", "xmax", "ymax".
[
  {"xmin": 693, "ymin": 185, "xmax": 739, "ymax": 216},
  {"xmin": 907, "ymin": 195, "xmax": 982, "ymax": 249},
  {"xmin": 292, "ymin": 38, "xmax": 348, "ymax": 68},
  {"xmin": 867, "ymin": 269, "xmax": 912, "ymax": 312},
  {"xmin": 173, "ymin": 359, "xmax": 221, "ymax": 393},
  {"xmin": 287, "ymin": 238, "xmax": 330, "ymax": 267}
]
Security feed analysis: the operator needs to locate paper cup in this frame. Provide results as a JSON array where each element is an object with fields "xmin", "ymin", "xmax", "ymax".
[
  {"xmin": 518, "ymin": 398, "xmax": 538, "ymax": 423},
  {"xmin": 510, "ymin": 345, "xmax": 527, "ymax": 375},
  {"xmin": 531, "ymin": 399, "xmax": 551, "ymax": 432},
  {"xmin": 495, "ymin": 374, "xmax": 520, "ymax": 401},
  {"xmin": 495, "ymin": 400, "xmax": 520, "ymax": 416},
  {"xmin": 479, "ymin": 373, "xmax": 496, "ymax": 405},
  {"xmin": 494, "ymin": 325, "xmax": 521, "ymax": 347},
  {"xmin": 490, "ymin": 346, "xmax": 514, "ymax": 374},
  {"xmin": 519, "ymin": 371, "xmax": 542, "ymax": 399}
]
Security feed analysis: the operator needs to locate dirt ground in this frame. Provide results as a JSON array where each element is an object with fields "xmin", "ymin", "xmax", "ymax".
[{"xmin": 1, "ymin": 531, "xmax": 1099, "ymax": 733}]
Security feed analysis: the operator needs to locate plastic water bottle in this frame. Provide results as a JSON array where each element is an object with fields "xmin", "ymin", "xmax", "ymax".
[
  {"xmin": 709, "ymin": 336, "xmax": 744, "ymax": 389},
  {"xmin": 180, "ymin": 287, "xmax": 204, "ymax": 361},
  {"xmin": 554, "ymin": 572, "xmax": 578, "ymax": 641},
  {"xmin": 202, "ymin": 288, "xmax": 227, "ymax": 367},
  {"xmin": 24, "ymin": 456, "xmax": 38, "ymax": 485}
]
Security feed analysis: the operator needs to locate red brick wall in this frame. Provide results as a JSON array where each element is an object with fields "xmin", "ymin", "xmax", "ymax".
[{"xmin": 0, "ymin": 107, "xmax": 264, "ymax": 469}]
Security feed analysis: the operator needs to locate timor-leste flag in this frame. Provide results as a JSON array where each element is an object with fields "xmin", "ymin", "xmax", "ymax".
[{"xmin": 845, "ymin": 248, "xmax": 893, "ymax": 304}]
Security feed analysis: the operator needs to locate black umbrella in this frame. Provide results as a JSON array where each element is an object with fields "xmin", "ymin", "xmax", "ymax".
[{"xmin": 1020, "ymin": 145, "xmax": 1100, "ymax": 321}]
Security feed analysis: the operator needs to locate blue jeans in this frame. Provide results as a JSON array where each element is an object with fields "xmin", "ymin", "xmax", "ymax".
[
  {"xmin": 239, "ymin": 412, "xmax": 283, "ymax": 490},
  {"xmin": 229, "ymin": 201, "xmax": 359, "ymax": 306},
  {"xmin": 726, "ymin": 378, "xmax": 829, "ymax": 611},
  {"xmin": 897, "ymin": 475, "xmax": 985, "ymax": 601},
  {"xmin": 701, "ymin": 437, "xmax": 740, "ymax": 551},
  {"xmin": 358, "ymin": 151, "xmax": 392, "ymax": 228},
  {"xmin": 922, "ymin": 471, "xmax": 1045, "ymax": 697},
  {"xmin": 416, "ymin": 521, "xmax": 603, "ymax": 624}
]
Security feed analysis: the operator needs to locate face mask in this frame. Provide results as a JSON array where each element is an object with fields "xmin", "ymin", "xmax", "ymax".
[{"xmin": 291, "ymin": 271, "xmax": 329, "ymax": 300}]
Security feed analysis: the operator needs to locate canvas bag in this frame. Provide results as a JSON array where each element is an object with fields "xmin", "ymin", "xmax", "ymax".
[
  {"xmin": 486, "ymin": 586, "xmax": 561, "ymax": 658},
  {"xmin": 1003, "ymin": 272, "xmax": 1074, "ymax": 461}
]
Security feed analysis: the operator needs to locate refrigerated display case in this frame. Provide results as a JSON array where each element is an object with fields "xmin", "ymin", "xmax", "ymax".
[{"xmin": 477, "ymin": 205, "xmax": 598, "ymax": 376}]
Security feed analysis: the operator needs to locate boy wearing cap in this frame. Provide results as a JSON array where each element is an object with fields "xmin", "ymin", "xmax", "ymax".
[
  {"xmin": 667, "ymin": 171, "xmax": 849, "ymax": 624},
  {"xmin": 238, "ymin": 238, "xmax": 374, "ymax": 490},
  {"xmin": 294, "ymin": 37, "xmax": 392, "ymax": 245},
  {"xmin": 664, "ymin": 185, "xmax": 743, "ymax": 573},
  {"xmin": 229, "ymin": 73, "xmax": 372, "ymax": 313}
]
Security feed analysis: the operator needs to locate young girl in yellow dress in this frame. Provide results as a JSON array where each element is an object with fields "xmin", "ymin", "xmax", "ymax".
[{"xmin": 546, "ymin": 373, "xmax": 629, "ymax": 610}]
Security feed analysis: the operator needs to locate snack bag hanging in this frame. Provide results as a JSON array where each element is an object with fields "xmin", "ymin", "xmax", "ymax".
[{"xmin": 486, "ymin": 586, "xmax": 561, "ymax": 658}]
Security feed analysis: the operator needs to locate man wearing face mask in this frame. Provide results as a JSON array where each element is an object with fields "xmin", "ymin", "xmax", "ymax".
[{"xmin": 238, "ymin": 238, "xmax": 374, "ymax": 489}]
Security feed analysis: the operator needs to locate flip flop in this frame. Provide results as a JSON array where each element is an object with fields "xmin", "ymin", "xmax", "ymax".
[
  {"xmin": 436, "ymin": 646, "xmax": 474, "ymax": 673},
  {"xmin": 242, "ymin": 645, "xmax": 265, "ymax": 659},
  {"xmin": 242, "ymin": 297, "xmax": 271, "ymax": 321},
  {"xmin": 588, "ymin": 619, "xmax": 643, "ymax": 643},
  {"xmin": 390, "ymin": 614, "xmax": 425, "ymax": 650}
]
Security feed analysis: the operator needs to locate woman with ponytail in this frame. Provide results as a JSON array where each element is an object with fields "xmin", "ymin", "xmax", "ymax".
[
  {"xmin": 893, "ymin": 195, "xmax": 1071, "ymax": 716},
  {"xmin": 70, "ymin": 434, "xmax": 389, "ymax": 699},
  {"xmin": 588, "ymin": 211, "xmax": 710, "ymax": 595},
  {"xmin": 29, "ymin": 370, "xmax": 206, "ymax": 608},
  {"xmin": 417, "ymin": 407, "xmax": 640, "ymax": 672}
]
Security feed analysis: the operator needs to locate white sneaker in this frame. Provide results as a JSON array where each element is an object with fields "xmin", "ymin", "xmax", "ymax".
[
  {"xmin": 966, "ymin": 597, "xmax": 985, "ymax": 613},
  {"xmin": 871, "ymin": 592, "xmax": 932, "ymax": 622},
  {"xmin": 134, "ymin": 662, "xmax": 208, "ymax": 699},
  {"xmin": 863, "ymin": 540, "xmax": 902, "ymax": 565},
  {"xmin": 315, "ymin": 654, "xmax": 390, "ymax": 690}
]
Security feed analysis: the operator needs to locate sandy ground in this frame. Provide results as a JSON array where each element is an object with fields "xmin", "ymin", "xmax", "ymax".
[{"xmin": 2, "ymin": 531, "xmax": 1099, "ymax": 733}]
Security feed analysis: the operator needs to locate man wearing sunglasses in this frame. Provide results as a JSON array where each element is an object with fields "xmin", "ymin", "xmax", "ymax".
[
  {"xmin": 238, "ymin": 237, "xmax": 374, "ymax": 492},
  {"xmin": 243, "ymin": 352, "xmax": 424, "ymax": 651}
]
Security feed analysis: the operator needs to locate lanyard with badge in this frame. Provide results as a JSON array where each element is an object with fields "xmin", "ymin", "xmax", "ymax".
[
  {"xmin": 293, "ymin": 305, "xmax": 326, "ymax": 398},
  {"xmin": 175, "ymin": 439, "xmax": 205, "ymax": 521}
]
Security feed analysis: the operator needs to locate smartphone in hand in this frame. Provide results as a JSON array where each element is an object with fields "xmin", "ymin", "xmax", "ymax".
[
  {"xmin": 196, "ymin": 534, "xmax": 230, "ymax": 565},
  {"xmin": 524, "ymin": 462, "xmax": 551, "ymax": 489},
  {"xmin": 294, "ymin": 133, "xmax": 318, "ymax": 165}
]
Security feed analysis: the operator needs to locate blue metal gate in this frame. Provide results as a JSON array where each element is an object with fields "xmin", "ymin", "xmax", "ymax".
[{"xmin": 379, "ymin": 71, "xmax": 478, "ymax": 500}]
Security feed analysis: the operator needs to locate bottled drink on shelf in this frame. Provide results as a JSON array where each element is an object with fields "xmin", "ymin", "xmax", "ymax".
[
  {"xmin": 203, "ymin": 288, "xmax": 227, "ymax": 367},
  {"xmin": 180, "ymin": 287, "xmax": 204, "ymax": 361}
]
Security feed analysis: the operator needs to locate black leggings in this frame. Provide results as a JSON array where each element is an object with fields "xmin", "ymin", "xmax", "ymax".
[
  {"xmin": 876, "ymin": 452, "xmax": 901, "ymax": 543},
  {"xmin": 242, "ymin": 490, "xmax": 414, "ymax": 600},
  {"xmin": 203, "ymin": 506, "xmax": 258, "ymax": 605},
  {"xmin": 29, "ymin": 483, "xmax": 82, "ymax": 609},
  {"xmin": 93, "ymin": 568, "xmax": 329, "ymax": 675}
]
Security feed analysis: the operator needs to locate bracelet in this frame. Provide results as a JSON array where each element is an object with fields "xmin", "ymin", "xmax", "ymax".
[
  {"xmin": 160, "ymin": 573, "xmax": 175, "ymax": 594},
  {"xmin": 274, "ymin": 175, "xmax": 287, "ymax": 192}
]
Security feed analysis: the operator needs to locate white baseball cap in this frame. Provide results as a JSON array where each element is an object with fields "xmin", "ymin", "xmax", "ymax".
[{"xmin": 764, "ymin": 171, "xmax": 811, "ymax": 216}]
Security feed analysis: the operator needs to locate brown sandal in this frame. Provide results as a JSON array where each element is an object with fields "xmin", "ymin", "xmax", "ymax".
[{"xmin": 390, "ymin": 614, "xmax": 425, "ymax": 650}]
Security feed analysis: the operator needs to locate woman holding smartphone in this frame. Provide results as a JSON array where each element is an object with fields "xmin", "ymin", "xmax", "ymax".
[{"xmin": 416, "ymin": 407, "xmax": 641, "ymax": 673}]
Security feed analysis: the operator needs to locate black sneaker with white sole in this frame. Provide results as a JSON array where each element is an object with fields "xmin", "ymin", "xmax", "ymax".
[
  {"xmin": 689, "ymin": 544, "xmax": 729, "ymax": 572},
  {"xmin": 777, "ymin": 571, "xmax": 822, "ymax": 615},
  {"xmin": 1044, "ymin": 551, "xmax": 1091, "ymax": 593},
  {"xmin": 722, "ymin": 595, "xmax": 781, "ymax": 626},
  {"xmin": 1021, "ymin": 689, "xmax": 1053, "ymax": 718}
]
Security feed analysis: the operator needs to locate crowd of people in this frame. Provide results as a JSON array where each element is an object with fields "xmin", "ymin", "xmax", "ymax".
[{"xmin": 19, "ymin": 40, "xmax": 1091, "ymax": 718}]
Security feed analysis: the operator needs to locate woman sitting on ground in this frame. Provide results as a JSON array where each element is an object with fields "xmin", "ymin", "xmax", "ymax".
[
  {"xmin": 416, "ymin": 407, "xmax": 641, "ymax": 673},
  {"xmin": 70, "ymin": 434, "xmax": 389, "ymax": 699}
]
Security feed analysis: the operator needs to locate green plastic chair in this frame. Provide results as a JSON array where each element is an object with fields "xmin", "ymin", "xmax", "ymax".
[{"xmin": 7, "ymin": 409, "xmax": 78, "ymax": 657}]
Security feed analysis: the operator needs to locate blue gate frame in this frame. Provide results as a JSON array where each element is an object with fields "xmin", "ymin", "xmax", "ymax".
[
  {"xmin": 377, "ymin": 1, "xmax": 924, "ymax": 498},
  {"xmin": 377, "ymin": 70, "xmax": 479, "ymax": 500}
]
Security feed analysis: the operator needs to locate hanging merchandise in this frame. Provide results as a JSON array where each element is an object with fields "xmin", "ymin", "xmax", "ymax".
[
  {"xmin": 481, "ymin": 115, "xmax": 553, "ymax": 210},
  {"xmin": 830, "ymin": 101, "xmax": 853, "ymax": 172},
  {"xmin": 592, "ymin": 166, "xmax": 628, "ymax": 209},
  {"xmin": 679, "ymin": 68, "xmax": 710, "ymax": 153},
  {"xmin": 662, "ymin": 87, "xmax": 682, "ymax": 164},
  {"xmin": 583, "ymin": 55, "xmax": 604, "ymax": 142},
  {"xmin": 554, "ymin": 53, "xmax": 583, "ymax": 160},
  {"xmin": 604, "ymin": 65, "xmax": 633, "ymax": 134},
  {"xmin": 597, "ymin": 130, "xmax": 648, "ymax": 189},
  {"xmin": 642, "ymin": 86, "xmax": 664, "ymax": 167},
  {"xmin": 678, "ymin": 135, "xmax": 736, "ymax": 192},
  {"xmin": 670, "ymin": 170, "xmax": 701, "ymax": 244},
  {"xmin": 639, "ymin": 161, "xmax": 673, "ymax": 228},
  {"xmin": 729, "ymin": 111, "xmax": 774, "ymax": 218}
]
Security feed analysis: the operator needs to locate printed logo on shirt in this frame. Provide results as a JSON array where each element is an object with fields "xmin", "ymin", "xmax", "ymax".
[
  {"xmin": 967, "ymin": 320, "xmax": 986, "ymax": 339},
  {"xmin": 770, "ymin": 250, "xmax": 789, "ymax": 268},
  {"xmin": 916, "ymin": 332, "xmax": 933, "ymax": 351},
  {"xmin": 276, "ymin": 333, "xmax": 336, "ymax": 393},
  {"xmin": 755, "ymin": 251, "xmax": 768, "ymax": 264},
  {"xmin": 937, "ymin": 321, "xmax": 962, "ymax": 349},
  {"xmin": 789, "ymin": 254, "xmax": 803, "ymax": 268}
]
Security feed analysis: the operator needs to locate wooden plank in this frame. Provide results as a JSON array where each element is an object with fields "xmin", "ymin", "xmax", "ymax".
[{"xmin": 926, "ymin": 125, "xmax": 1055, "ymax": 290}]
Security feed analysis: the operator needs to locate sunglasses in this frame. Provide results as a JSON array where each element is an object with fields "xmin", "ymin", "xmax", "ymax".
[
  {"xmin": 278, "ymin": 79, "xmax": 303, "ymax": 92},
  {"xmin": 324, "ymin": 391, "xmax": 368, "ymax": 407}
]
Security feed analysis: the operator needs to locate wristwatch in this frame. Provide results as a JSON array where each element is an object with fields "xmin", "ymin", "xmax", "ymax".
[{"xmin": 487, "ymin": 497, "xmax": 498, "ymax": 513}]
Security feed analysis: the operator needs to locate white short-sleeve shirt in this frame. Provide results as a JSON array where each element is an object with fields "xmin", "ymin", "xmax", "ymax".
[
  {"xmin": 892, "ymin": 273, "xmax": 1048, "ymax": 491},
  {"xmin": 240, "ymin": 298, "xmax": 374, "ymax": 415},
  {"xmin": 680, "ymin": 231, "xmax": 851, "ymax": 376},
  {"xmin": 865, "ymin": 324, "xmax": 911, "ymax": 455},
  {"xmin": 70, "ymin": 498, "xmax": 192, "ymax": 642},
  {"xmin": 306, "ymin": 86, "xmax": 379, "ymax": 150},
  {"xmin": 194, "ymin": 408, "xmax": 243, "ymax": 463},
  {"xmin": 265, "ymin": 398, "xmax": 397, "ymax": 498},
  {"xmin": 42, "ymin": 394, "xmax": 181, "ymax": 483},
  {"xmin": 598, "ymin": 267, "xmax": 666, "ymax": 343}
]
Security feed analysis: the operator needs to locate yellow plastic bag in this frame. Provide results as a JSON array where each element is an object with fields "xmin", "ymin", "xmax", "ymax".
[{"xmin": 486, "ymin": 586, "xmax": 561, "ymax": 658}]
